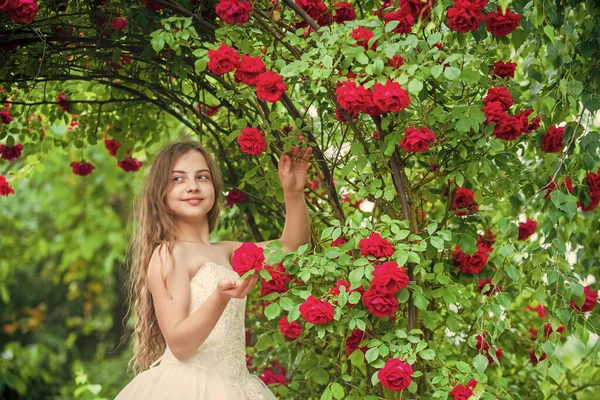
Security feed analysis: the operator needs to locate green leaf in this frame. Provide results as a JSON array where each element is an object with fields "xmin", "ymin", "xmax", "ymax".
[
  {"xmin": 456, "ymin": 233, "xmax": 478, "ymax": 255},
  {"xmin": 420, "ymin": 349, "xmax": 435, "ymax": 360},
  {"xmin": 408, "ymin": 79, "xmax": 423, "ymax": 95},
  {"xmin": 444, "ymin": 67, "xmax": 461, "ymax": 81},
  {"xmin": 264, "ymin": 303, "xmax": 281, "ymax": 320},
  {"xmin": 349, "ymin": 348, "xmax": 365, "ymax": 366},
  {"xmin": 330, "ymin": 382, "xmax": 345, "ymax": 400},
  {"xmin": 473, "ymin": 354, "xmax": 489, "ymax": 374},
  {"xmin": 431, "ymin": 65, "xmax": 443, "ymax": 79},
  {"xmin": 430, "ymin": 236, "xmax": 444, "ymax": 250},
  {"xmin": 506, "ymin": 265, "xmax": 519, "ymax": 281}
]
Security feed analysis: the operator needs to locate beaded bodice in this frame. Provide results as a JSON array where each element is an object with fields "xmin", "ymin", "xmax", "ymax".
[{"xmin": 159, "ymin": 262, "xmax": 251, "ymax": 386}]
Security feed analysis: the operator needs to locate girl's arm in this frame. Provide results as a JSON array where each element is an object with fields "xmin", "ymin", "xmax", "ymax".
[{"xmin": 147, "ymin": 245, "xmax": 256, "ymax": 361}]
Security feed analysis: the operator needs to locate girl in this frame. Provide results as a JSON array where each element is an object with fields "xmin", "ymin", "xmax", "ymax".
[{"xmin": 115, "ymin": 141, "xmax": 312, "ymax": 399}]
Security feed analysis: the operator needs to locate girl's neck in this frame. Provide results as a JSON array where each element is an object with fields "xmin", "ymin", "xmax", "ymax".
[{"xmin": 174, "ymin": 218, "xmax": 211, "ymax": 246}]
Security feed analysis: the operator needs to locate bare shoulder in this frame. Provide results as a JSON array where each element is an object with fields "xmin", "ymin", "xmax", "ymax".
[{"xmin": 147, "ymin": 243, "xmax": 193, "ymax": 295}]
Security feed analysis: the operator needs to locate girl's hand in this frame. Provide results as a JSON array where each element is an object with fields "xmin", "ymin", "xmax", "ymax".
[
  {"xmin": 278, "ymin": 145, "xmax": 313, "ymax": 196},
  {"xmin": 216, "ymin": 271, "xmax": 259, "ymax": 300}
]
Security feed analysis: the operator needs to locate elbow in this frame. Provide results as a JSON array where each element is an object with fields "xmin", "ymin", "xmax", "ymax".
[{"xmin": 169, "ymin": 339, "xmax": 205, "ymax": 362}]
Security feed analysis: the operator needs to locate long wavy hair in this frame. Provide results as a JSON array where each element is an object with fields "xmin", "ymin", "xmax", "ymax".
[{"xmin": 123, "ymin": 141, "xmax": 224, "ymax": 375}]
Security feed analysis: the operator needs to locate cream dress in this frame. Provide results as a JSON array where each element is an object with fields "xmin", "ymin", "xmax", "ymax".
[{"xmin": 115, "ymin": 261, "xmax": 278, "ymax": 400}]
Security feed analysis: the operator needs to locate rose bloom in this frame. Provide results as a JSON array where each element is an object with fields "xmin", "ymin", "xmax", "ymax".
[
  {"xmin": 482, "ymin": 101, "xmax": 506, "ymax": 125},
  {"xmin": 259, "ymin": 367, "xmax": 286, "ymax": 386},
  {"xmin": 382, "ymin": 8, "xmax": 416, "ymax": 34},
  {"xmin": 478, "ymin": 277, "xmax": 503, "ymax": 296},
  {"xmin": 0, "ymin": 110, "xmax": 14, "ymax": 124},
  {"xmin": 256, "ymin": 71, "xmax": 288, "ymax": 102},
  {"xmin": 492, "ymin": 60, "xmax": 517, "ymax": 79},
  {"xmin": 401, "ymin": 126, "xmax": 435, "ymax": 152},
  {"xmin": 6, "ymin": 0, "xmax": 39, "ymax": 24},
  {"xmin": 372, "ymin": 80, "xmax": 410, "ymax": 113},
  {"xmin": 70, "ymin": 161, "xmax": 96, "ymax": 176},
  {"xmin": 570, "ymin": 285, "xmax": 598, "ymax": 312},
  {"xmin": 232, "ymin": 242, "xmax": 265, "ymax": 275},
  {"xmin": 579, "ymin": 167, "xmax": 600, "ymax": 211},
  {"xmin": 493, "ymin": 114, "xmax": 523, "ymax": 141},
  {"xmin": 207, "ymin": 44, "xmax": 241, "ymax": 75},
  {"xmin": 483, "ymin": 87, "xmax": 514, "ymax": 111},
  {"xmin": 352, "ymin": 26, "xmax": 377, "ymax": 51},
  {"xmin": 104, "ymin": 138, "xmax": 121, "ymax": 156},
  {"xmin": 400, "ymin": 0, "xmax": 434, "ymax": 20},
  {"xmin": 299, "ymin": 295, "xmax": 334, "ymax": 325},
  {"xmin": 543, "ymin": 322, "xmax": 566, "ymax": 337},
  {"xmin": 544, "ymin": 176, "xmax": 573, "ymax": 199},
  {"xmin": 518, "ymin": 219, "xmax": 537, "ymax": 240},
  {"xmin": 0, "ymin": 175, "xmax": 15, "ymax": 196},
  {"xmin": 225, "ymin": 188, "xmax": 248, "ymax": 208},
  {"xmin": 453, "ymin": 187, "xmax": 478, "ymax": 216},
  {"xmin": 331, "ymin": 237, "xmax": 347, "ymax": 247},
  {"xmin": 362, "ymin": 287, "xmax": 399, "ymax": 317},
  {"xmin": 516, "ymin": 108, "xmax": 541, "ymax": 133},
  {"xmin": 335, "ymin": 81, "xmax": 372, "ymax": 118},
  {"xmin": 450, "ymin": 379, "xmax": 477, "ymax": 400},
  {"xmin": 345, "ymin": 329, "xmax": 367, "ymax": 356},
  {"xmin": 388, "ymin": 55, "xmax": 404, "ymax": 69},
  {"xmin": 278, "ymin": 316, "xmax": 304, "ymax": 341},
  {"xmin": 370, "ymin": 262, "xmax": 409, "ymax": 295},
  {"xmin": 260, "ymin": 263, "xmax": 293, "ymax": 296},
  {"xmin": 540, "ymin": 125, "xmax": 565, "ymax": 153},
  {"xmin": 358, "ymin": 232, "xmax": 394, "ymax": 258},
  {"xmin": 234, "ymin": 55, "xmax": 266, "ymax": 85},
  {"xmin": 57, "ymin": 93, "xmax": 70, "ymax": 112},
  {"xmin": 215, "ymin": 0, "xmax": 253, "ymax": 25},
  {"xmin": 477, "ymin": 230, "xmax": 496, "ymax": 251},
  {"xmin": 526, "ymin": 304, "xmax": 546, "ymax": 319},
  {"xmin": 237, "ymin": 127, "xmax": 266, "ymax": 155},
  {"xmin": 0, "ymin": 144, "xmax": 23, "ymax": 162},
  {"xmin": 118, "ymin": 156, "xmax": 143, "ymax": 172},
  {"xmin": 530, "ymin": 351, "xmax": 547, "ymax": 365},
  {"xmin": 446, "ymin": 5, "xmax": 484, "ymax": 33},
  {"xmin": 453, "ymin": 245, "xmax": 489, "ymax": 274},
  {"xmin": 377, "ymin": 358, "xmax": 414, "ymax": 391},
  {"xmin": 486, "ymin": 7, "xmax": 522, "ymax": 36},
  {"xmin": 111, "ymin": 17, "xmax": 128, "ymax": 32},
  {"xmin": 333, "ymin": 2, "xmax": 356, "ymax": 24}
]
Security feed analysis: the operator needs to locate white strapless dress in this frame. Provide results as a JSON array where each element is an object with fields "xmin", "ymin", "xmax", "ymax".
[{"xmin": 115, "ymin": 262, "xmax": 277, "ymax": 400}]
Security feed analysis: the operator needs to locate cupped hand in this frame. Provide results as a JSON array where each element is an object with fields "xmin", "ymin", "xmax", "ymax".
[
  {"xmin": 278, "ymin": 145, "xmax": 313, "ymax": 195},
  {"xmin": 216, "ymin": 271, "xmax": 259, "ymax": 300}
]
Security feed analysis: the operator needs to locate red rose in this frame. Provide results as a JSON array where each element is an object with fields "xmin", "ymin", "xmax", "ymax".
[
  {"xmin": 485, "ymin": 7, "xmax": 521, "ymax": 36},
  {"xmin": 296, "ymin": 0, "xmax": 331, "ymax": 26},
  {"xmin": 260, "ymin": 263, "xmax": 293, "ymax": 296},
  {"xmin": 483, "ymin": 86, "xmax": 513, "ymax": 111},
  {"xmin": 345, "ymin": 329, "xmax": 367, "ymax": 356},
  {"xmin": 234, "ymin": 55, "xmax": 266, "ymax": 85},
  {"xmin": 333, "ymin": 2, "xmax": 356, "ymax": 24},
  {"xmin": 352, "ymin": 27, "xmax": 377, "ymax": 50},
  {"xmin": 570, "ymin": 285, "xmax": 598, "ymax": 312},
  {"xmin": 278, "ymin": 316, "xmax": 304, "ymax": 341},
  {"xmin": 0, "ymin": 0, "xmax": 15, "ymax": 12},
  {"xmin": 225, "ymin": 188, "xmax": 248, "ymax": 208},
  {"xmin": 362, "ymin": 287, "xmax": 399, "ymax": 317},
  {"xmin": 359, "ymin": 232, "xmax": 394, "ymax": 258},
  {"xmin": 0, "ymin": 144, "xmax": 23, "ymax": 162},
  {"xmin": 478, "ymin": 278, "xmax": 502, "ymax": 296},
  {"xmin": 0, "ymin": 110, "xmax": 13, "ymax": 124},
  {"xmin": 544, "ymin": 176, "xmax": 573, "ymax": 199},
  {"xmin": 382, "ymin": 8, "xmax": 415, "ymax": 34},
  {"xmin": 543, "ymin": 322, "xmax": 565, "ymax": 337},
  {"xmin": 143, "ymin": 0, "xmax": 163, "ymax": 12},
  {"xmin": 6, "ymin": 0, "xmax": 39, "ymax": 24},
  {"xmin": 208, "ymin": 44, "xmax": 241, "ymax": 75},
  {"xmin": 259, "ymin": 367, "xmax": 287, "ymax": 386},
  {"xmin": 482, "ymin": 101, "xmax": 506, "ymax": 125},
  {"xmin": 450, "ymin": 379, "xmax": 477, "ymax": 400},
  {"xmin": 57, "ymin": 93, "xmax": 70, "ymax": 112},
  {"xmin": 516, "ymin": 109, "xmax": 541, "ymax": 133},
  {"xmin": 452, "ymin": 187, "xmax": 478, "ymax": 216},
  {"xmin": 299, "ymin": 295, "xmax": 334, "ymax": 325},
  {"xmin": 70, "ymin": 161, "xmax": 96, "ymax": 176},
  {"xmin": 453, "ymin": 244, "xmax": 488, "ymax": 274},
  {"xmin": 493, "ymin": 114, "xmax": 523, "ymax": 141},
  {"xmin": 215, "ymin": 0, "xmax": 253, "ymax": 24},
  {"xmin": 331, "ymin": 237, "xmax": 347, "ymax": 247},
  {"xmin": 372, "ymin": 80, "xmax": 410, "ymax": 113},
  {"xmin": 579, "ymin": 167, "xmax": 600, "ymax": 211},
  {"xmin": 530, "ymin": 351, "xmax": 547, "ymax": 365},
  {"xmin": 540, "ymin": 125, "xmax": 564, "ymax": 153},
  {"xmin": 256, "ymin": 71, "xmax": 288, "ymax": 102},
  {"xmin": 388, "ymin": 55, "xmax": 404, "ymax": 69},
  {"xmin": 401, "ymin": 126, "xmax": 435, "ymax": 152},
  {"xmin": 447, "ymin": 6, "xmax": 484, "ymax": 33},
  {"xmin": 492, "ymin": 60, "xmax": 517, "ymax": 79},
  {"xmin": 111, "ymin": 17, "xmax": 128, "ymax": 32},
  {"xmin": 526, "ymin": 304, "xmax": 546, "ymax": 319},
  {"xmin": 518, "ymin": 219, "xmax": 537, "ymax": 240},
  {"xmin": 400, "ymin": 0, "xmax": 434, "ymax": 20},
  {"xmin": 377, "ymin": 358, "xmax": 414, "ymax": 391},
  {"xmin": 118, "ymin": 156, "xmax": 142, "ymax": 172},
  {"xmin": 371, "ymin": 262, "xmax": 409, "ymax": 295},
  {"xmin": 0, "ymin": 175, "xmax": 15, "ymax": 196},
  {"xmin": 104, "ymin": 138, "xmax": 121, "ymax": 156},
  {"xmin": 237, "ymin": 127, "xmax": 266, "ymax": 155},
  {"xmin": 477, "ymin": 230, "xmax": 496, "ymax": 251},
  {"xmin": 232, "ymin": 242, "xmax": 265, "ymax": 275},
  {"xmin": 335, "ymin": 81, "xmax": 372, "ymax": 118}
]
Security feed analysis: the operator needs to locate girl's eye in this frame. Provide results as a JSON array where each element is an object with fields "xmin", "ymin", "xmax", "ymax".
[
  {"xmin": 198, "ymin": 174, "xmax": 210, "ymax": 180},
  {"xmin": 173, "ymin": 177, "xmax": 183, "ymax": 182}
]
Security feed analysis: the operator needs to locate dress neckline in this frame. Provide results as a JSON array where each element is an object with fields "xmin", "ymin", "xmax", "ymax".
[{"xmin": 190, "ymin": 261, "xmax": 234, "ymax": 282}]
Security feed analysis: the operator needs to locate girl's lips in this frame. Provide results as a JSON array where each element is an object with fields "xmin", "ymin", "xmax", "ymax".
[{"xmin": 183, "ymin": 199, "xmax": 203, "ymax": 205}]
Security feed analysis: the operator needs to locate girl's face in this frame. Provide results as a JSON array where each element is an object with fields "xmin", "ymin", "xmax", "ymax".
[{"xmin": 165, "ymin": 150, "xmax": 215, "ymax": 221}]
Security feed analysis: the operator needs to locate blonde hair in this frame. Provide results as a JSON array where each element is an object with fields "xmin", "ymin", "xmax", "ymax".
[{"xmin": 123, "ymin": 141, "xmax": 224, "ymax": 375}]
